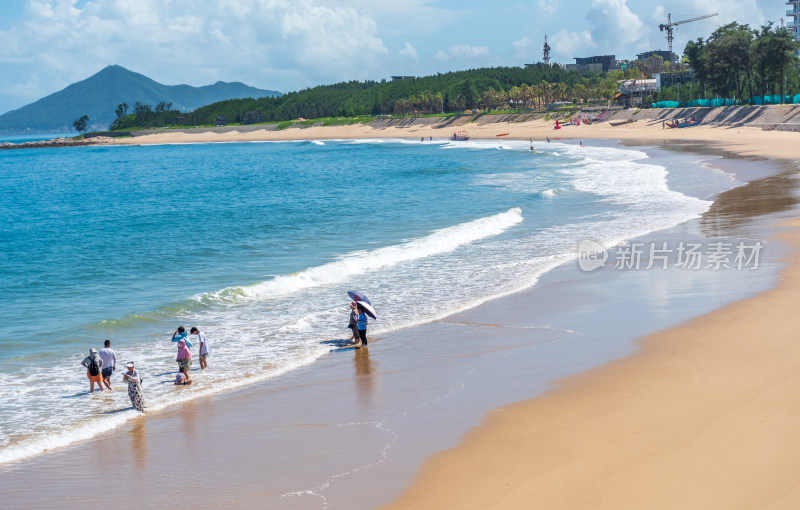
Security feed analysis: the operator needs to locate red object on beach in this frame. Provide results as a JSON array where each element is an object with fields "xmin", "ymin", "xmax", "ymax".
[
  {"xmin": 496, "ymin": 133, "xmax": 509, "ymax": 137},
  {"xmin": 554, "ymin": 120, "xmax": 561, "ymax": 130}
]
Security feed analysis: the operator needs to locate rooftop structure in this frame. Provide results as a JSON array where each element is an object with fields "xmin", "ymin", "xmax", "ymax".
[
  {"xmin": 565, "ymin": 55, "xmax": 617, "ymax": 73},
  {"xmin": 637, "ymin": 50, "xmax": 676, "ymax": 63},
  {"xmin": 391, "ymin": 76, "xmax": 415, "ymax": 81}
]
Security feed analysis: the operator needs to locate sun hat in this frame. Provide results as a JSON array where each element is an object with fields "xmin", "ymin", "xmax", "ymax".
[
  {"xmin": 89, "ymin": 348, "xmax": 98, "ymax": 355},
  {"xmin": 125, "ymin": 361, "xmax": 135, "ymax": 368}
]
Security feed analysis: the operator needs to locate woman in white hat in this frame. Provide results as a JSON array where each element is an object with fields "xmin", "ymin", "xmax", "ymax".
[{"xmin": 122, "ymin": 361, "xmax": 144, "ymax": 412}]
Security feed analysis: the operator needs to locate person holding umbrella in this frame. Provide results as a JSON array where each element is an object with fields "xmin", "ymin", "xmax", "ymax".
[{"xmin": 356, "ymin": 301, "xmax": 377, "ymax": 347}]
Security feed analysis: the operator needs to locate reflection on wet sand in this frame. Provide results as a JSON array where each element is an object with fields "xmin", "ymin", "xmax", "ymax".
[
  {"xmin": 130, "ymin": 418, "xmax": 147, "ymax": 472},
  {"xmin": 354, "ymin": 348, "xmax": 377, "ymax": 406},
  {"xmin": 180, "ymin": 400, "xmax": 198, "ymax": 439},
  {"xmin": 701, "ymin": 172, "xmax": 800, "ymax": 236}
]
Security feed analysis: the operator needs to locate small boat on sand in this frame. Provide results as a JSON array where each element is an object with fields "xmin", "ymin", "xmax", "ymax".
[{"xmin": 496, "ymin": 133, "xmax": 509, "ymax": 137}]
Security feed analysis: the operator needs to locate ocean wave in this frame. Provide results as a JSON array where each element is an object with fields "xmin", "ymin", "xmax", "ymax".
[{"xmin": 197, "ymin": 207, "xmax": 524, "ymax": 303}]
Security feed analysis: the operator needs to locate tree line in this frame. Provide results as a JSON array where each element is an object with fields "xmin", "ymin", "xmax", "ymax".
[
  {"xmin": 683, "ymin": 22, "xmax": 800, "ymax": 100},
  {"xmin": 109, "ymin": 22, "xmax": 800, "ymax": 130}
]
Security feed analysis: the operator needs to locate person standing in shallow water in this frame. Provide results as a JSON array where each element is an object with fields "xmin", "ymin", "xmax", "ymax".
[
  {"xmin": 356, "ymin": 303, "xmax": 369, "ymax": 347},
  {"xmin": 176, "ymin": 338, "xmax": 192, "ymax": 374},
  {"xmin": 99, "ymin": 339, "xmax": 116, "ymax": 390},
  {"xmin": 348, "ymin": 302, "xmax": 359, "ymax": 344},
  {"xmin": 81, "ymin": 348, "xmax": 104, "ymax": 393},
  {"xmin": 123, "ymin": 362, "xmax": 144, "ymax": 412},
  {"xmin": 190, "ymin": 327, "xmax": 208, "ymax": 369}
]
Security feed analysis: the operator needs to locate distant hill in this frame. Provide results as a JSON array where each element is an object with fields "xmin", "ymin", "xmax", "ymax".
[{"xmin": 0, "ymin": 65, "xmax": 281, "ymax": 134}]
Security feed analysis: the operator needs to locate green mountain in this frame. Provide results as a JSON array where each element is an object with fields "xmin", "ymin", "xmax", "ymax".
[{"xmin": 0, "ymin": 65, "xmax": 281, "ymax": 134}]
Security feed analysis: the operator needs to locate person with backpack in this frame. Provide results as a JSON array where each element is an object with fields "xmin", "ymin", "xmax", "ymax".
[{"xmin": 81, "ymin": 348, "xmax": 104, "ymax": 393}]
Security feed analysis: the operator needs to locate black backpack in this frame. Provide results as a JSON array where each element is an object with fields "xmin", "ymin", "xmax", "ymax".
[{"xmin": 88, "ymin": 357, "xmax": 100, "ymax": 376}]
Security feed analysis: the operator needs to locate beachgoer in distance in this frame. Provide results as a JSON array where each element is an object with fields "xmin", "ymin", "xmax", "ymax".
[
  {"xmin": 348, "ymin": 302, "xmax": 359, "ymax": 344},
  {"xmin": 81, "ymin": 348, "xmax": 104, "ymax": 393},
  {"xmin": 547, "ymin": 136, "xmax": 550, "ymax": 143},
  {"xmin": 356, "ymin": 303, "xmax": 369, "ymax": 347},
  {"xmin": 123, "ymin": 361, "xmax": 144, "ymax": 411},
  {"xmin": 99, "ymin": 339, "xmax": 116, "ymax": 390},
  {"xmin": 175, "ymin": 366, "xmax": 193, "ymax": 385},
  {"xmin": 190, "ymin": 327, "xmax": 208, "ymax": 369},
  {"xmin": 176, "ymin": 338, "xmax": 192, "ymax": 373},
  {"xmin": 421, "ymin": 137, "xmax": 424, "ymax": 142}
]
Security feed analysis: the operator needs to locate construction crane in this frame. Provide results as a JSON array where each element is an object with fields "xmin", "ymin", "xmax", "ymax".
[{"xmin": 659, "ymin": 12, "xmax": 719, "ymax": 58}]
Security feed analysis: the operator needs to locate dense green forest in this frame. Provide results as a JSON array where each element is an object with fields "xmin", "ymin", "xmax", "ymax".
[{"xmin": 111, "ymin": 22, "xmax": 800, "ymax": 131}]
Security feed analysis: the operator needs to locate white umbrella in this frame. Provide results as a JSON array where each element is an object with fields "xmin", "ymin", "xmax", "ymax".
[{"xmin": 355, "ymin": 301, "xmax": 377, "ymax": 320}]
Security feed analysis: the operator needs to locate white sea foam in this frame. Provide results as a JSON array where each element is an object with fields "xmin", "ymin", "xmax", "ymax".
[{"xmin": 201, "ymin": 207, "xmax": 523, "ymax": 303}]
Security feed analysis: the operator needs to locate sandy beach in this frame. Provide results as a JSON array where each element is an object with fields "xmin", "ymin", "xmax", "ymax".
[{"xmin": 3, "ymin": 122, "xmax": 800, "ymax": 509}]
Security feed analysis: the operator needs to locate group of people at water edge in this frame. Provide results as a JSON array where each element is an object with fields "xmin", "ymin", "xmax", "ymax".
[{"xmin": 79, "ymin": 326, "xmax": 210, "ymax": 412}]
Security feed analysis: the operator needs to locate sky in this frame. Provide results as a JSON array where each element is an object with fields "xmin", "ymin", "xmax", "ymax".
[{"xmin": 0, "ymin": 0, "xmax": 787, "ymax": 114}]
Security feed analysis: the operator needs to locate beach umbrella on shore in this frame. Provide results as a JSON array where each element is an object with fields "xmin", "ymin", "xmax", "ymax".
[
  {"xmin": 355, "ymin": 300, "xmax": 377, "ymax": 320},
  {"xmin": 347, "ymin": 291, "xmax": 371, "ymax": 305}
]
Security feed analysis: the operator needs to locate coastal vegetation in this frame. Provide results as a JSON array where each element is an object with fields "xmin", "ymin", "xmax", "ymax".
[{"xmin": 111, "ymin": 22, "xmax": 800, "ymax": 131}]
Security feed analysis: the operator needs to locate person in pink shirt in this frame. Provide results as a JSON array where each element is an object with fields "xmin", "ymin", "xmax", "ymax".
[{"xmin": 176, "ymin": 338, "xmax": 192, "ymax": 373}]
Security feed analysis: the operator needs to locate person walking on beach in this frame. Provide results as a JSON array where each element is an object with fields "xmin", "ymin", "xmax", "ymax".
[
  {"xmin": 99, "ymin": 339, "xmax": 116, "ymax": 390},
  {"xmin": 176, "ymin": 338, "xmax": 192, "ymax": 373},
  {"xmin": 123, "ymin": 361, "xmax": 144, "ymax": 412},
  {"xmin": 174, "ymin": 366, "xmax": 193, "ymax": 385},
  {"xmin": 190, "ymin": 327, "xmax": 208, "ymax": 369},
  {"xmin": 81, "ymin": 348, "xmax": 104, "ymax": 393},
  {"xmin": 356, "ymin": 303, "xmax": 369, "ymax": 347}
]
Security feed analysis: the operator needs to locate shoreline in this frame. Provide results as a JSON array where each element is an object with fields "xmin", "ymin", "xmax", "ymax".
[
  {"xmin": 97, "ymin": 114, "xmax": 800, "ymax": 161},
  {"xmin": 1, "ymin": 134, "xmax": 798, "ymax": 508}
]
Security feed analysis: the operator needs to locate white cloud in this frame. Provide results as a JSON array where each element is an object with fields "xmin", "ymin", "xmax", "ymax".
[
  {"xmin": 399, "ymin": 41, "xmax": 418, "ymax": 59},
  {"xmin": 0, "ymin": 0, "xmax": 389, "ymax": 113},
  {"xmin": 435, "ymin": 43, "xmax": 489, "ymax": 60},
  {"xmin": 587, "ymin": 0, "xmax": 645, "ymax": 49},
  {"xmin": 535, "ymin": 0, "xmax": 558, "ymax": 16},
  {"xmin": 550, "ymin": 29, "xmax": 595, "ymax": 60},
  {"xmin": 652, "ymin": 5, "xmax": 665, "ymax": 22},
  {"xmin": 512, "ymin": 36, "xmax": 532, "ymax": 60}
]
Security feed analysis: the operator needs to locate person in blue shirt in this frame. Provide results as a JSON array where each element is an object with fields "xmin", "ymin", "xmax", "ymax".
[
  {"xmin": 171, "ymin": 326, "xmax": 192, "ymax": 347},
  {"xmin": 356, "ymin": 303, "xmax": 368, "ymax": 347}
]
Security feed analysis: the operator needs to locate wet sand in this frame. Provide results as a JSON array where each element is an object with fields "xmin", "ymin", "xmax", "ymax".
[{"xmin": 1, "ymin": 140, "xmax": 799, "ymax": 509}]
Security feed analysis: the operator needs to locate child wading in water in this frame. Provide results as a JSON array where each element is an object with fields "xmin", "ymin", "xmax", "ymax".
[{"xmin": 175, "ymin": 366, "xmax": 192, "ymax": 385}]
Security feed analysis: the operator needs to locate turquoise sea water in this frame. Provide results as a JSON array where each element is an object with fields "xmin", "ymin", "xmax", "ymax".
[{"xmin": 0, "ymin": 137, "xmax": 738, "ymax": 464}]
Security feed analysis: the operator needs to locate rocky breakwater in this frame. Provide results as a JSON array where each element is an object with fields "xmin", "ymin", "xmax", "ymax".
[{"xmin": 0, "ymin": 136, "xmax": 113, "ymax": 150}]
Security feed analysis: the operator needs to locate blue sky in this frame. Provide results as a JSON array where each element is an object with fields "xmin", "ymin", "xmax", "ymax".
[{"xmin": 0, "ymin": 0, "xmax": 787, "ymax": 114}]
